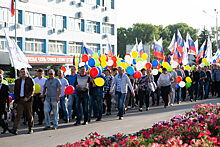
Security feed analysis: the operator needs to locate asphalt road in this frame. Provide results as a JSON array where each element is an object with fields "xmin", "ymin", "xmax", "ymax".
[{"xmin": 0, "ymin": 98, "xmax": 219, "ymax": 147}]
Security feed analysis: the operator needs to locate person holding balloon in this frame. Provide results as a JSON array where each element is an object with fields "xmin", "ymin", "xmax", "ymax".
[
  {"xmin": 33, "ymin": 68, "xmax": 47, "ymax": 125},
  {"xmin": 110, "ymin": 66, "xmax": 135, "ymax": 120},
  {"xmin": 0, "ymin": 73, "xmax": 11, "ymax": 134}
]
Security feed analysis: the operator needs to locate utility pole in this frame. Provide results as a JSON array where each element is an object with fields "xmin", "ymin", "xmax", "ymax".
[{"xmin": 214, "ymin": 9, "xmax": 219, "ymax": 50}]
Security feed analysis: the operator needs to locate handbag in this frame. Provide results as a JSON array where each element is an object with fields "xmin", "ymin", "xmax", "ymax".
[{"xmin": 148, "ymin": 81, "xmax": 157, "ymax": 92}]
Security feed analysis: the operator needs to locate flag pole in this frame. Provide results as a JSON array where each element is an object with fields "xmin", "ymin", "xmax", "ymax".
[{"xmin": 14, "ymin": 0, "xmax": 17, "ymax": 79}]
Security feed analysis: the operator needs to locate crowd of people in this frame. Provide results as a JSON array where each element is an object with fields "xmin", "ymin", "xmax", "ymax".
[{"xmin": 0, "ymin": 63, "xmax": 220, "ymax": 135}]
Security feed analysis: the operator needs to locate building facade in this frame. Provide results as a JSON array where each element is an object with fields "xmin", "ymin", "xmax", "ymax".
[{"xmin": 0, "ymin": 0, "xmax": 116, "ymax": 68}]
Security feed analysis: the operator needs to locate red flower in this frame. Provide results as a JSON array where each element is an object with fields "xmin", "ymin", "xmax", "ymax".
[
  {"xmin": 210, "ymin": 137, "xmax": 218, "ymax": 143},
  {"xmin": 197, "ymin": 131, "xmax": 205, "ymax": 138},
  {"xmin": 95, "ymin": 138, "xmax": 100, "ymax": 145},
  {"xmin": 94, "ymin": 132, "xmax": 100, "ymax": 137}
]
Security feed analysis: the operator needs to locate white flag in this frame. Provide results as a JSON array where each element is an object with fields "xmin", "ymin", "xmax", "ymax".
[
  {"xmin": 4, "ymin": 30, "xmax": 32, "ymax": 70},
  {"xmin": 205, "ymin": 35, "xmax": 212, "ymax": 63},
  {"xmin": 195, "ymin": 39, "xmax": 198, "ymax": 56},
  {"xmin": 131, "ymin": 37, "xmax": 138, "ymax": 52},
  {"xmin": 182, "ymin": 41, "xmax": 188, "ymax": 65}
]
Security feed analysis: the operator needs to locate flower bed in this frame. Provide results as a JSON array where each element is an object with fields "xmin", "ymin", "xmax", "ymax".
[{"xmin": 57, "ymin": 104, "xmax": 220, "ymax": 147}]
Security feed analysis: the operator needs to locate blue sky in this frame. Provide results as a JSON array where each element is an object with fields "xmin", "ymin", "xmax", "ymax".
[{"xmin": 116, "ymin": 0, "xmax": 220, "ymax": 31}]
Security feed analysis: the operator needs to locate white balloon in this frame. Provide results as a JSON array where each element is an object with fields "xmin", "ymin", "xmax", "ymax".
[
  {"xmin": 200, "ymin": 63, "xmax": 205, "ymax": 67},
  {"xmin": 136, "ymin": 61, "xmax": 144, "ymax": 71},
  {"xmin": 179, "ymin": 81, "xmax": 186, "ymax": 88},
  {"xmin": 79, "ymin": 62, "xmax": 85, "ymax": 67},
  {"xmin": 171, "ymin": 61, "xmax": 178, "ymax": 68},
  {"xmin": 64, "ymin": 70, "xmax": 71, "ymax": 76},
  {"xmin": 152, "ymin": 69, "xmax": 159, "ymax": 75},
  {"xmin": 125, "ymin": 55, "xmax": 132, "ymax": 65},
  {"xmin": 107, "ymin": 60, "xmax": 114, "ymax": 66}
]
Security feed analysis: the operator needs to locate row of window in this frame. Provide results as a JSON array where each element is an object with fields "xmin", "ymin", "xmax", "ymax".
[
  {"xmin": 82, "ymin": 0, "xmax": 115, "ymax": 9},
  {"xmin": 0, "ymin": 37, "xmax": 114, "ymax": 55}
]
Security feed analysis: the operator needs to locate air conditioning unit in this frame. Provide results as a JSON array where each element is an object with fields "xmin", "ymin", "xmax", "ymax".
[
  {"xmin": 95, "ymin": 5, "xmax": 99, "ymax": 9},
  {"xmin": 61, "ymin": 28, "xmax": 66, "ymax": 32},
  {"xmin": 77, "ymin": 12, "xmax": 82, "ymax": 18},
  {"xmin": 19, "ymin": 0, "xmax": 29, "ymax": 3},
  {"xmin": 104, "ymin": 16, "xmax": 109, "ymax": 22},
  {"xmin": 16, "ymin": 24, "xmax": 21, "ymax": 29},
  {"xmin": 103, "ymin": 34, "xmax": 107, "ymax": 39},
  {"xmin": 78, "ymin": 2, "xmax": 83, "ymax": 7},
  {"xmin": 62, "ymin": 0, "xmax": 66, "ymax": 2},
  {"xmin": 3, "ymin": 22, "xmax": 9, "ymax": 28},
  {"xmin": 104, "ymin": 7, "xmax": 107, "ymax": 11},
  {"xmin": 29, "ymin": 25, "xmax": 34, "ymax": 30},
  {"xmin": 52, "ymin": 28, "xmax": 56, "ymax": 33},
  {"xmin": 71, "ymin": 0, "xmax": 76, "ymax": 5}
]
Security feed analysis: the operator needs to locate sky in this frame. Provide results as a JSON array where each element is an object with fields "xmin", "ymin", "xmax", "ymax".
[{"xmin": 116, "ymin": 0, "xmax": 220, "ymax": 31}]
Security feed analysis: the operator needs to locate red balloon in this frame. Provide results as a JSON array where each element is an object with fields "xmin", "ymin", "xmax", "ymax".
[
  {"xmin": 6, "ymin": 96, "xmax": 13, "ymax": 103},
  {"xmin": 145, "ymin": 63, "xmax": 152, "ymax": 69},
  {"xmin": 82, "ymin": 55, "xmax": 89, "ymax": 62},
  {"xmin": 65, "ymin": 86, "xmax": 75, "ymax": 95},
  {"xmin": 61, "ymin": 66, "xmax": 66, "ymax": 73},
  {"xmin": 113, "ymin": 61, "xmax": 117, "ymax": 68},
  {"xmin": 134, "ymin": 71, "xmax": 142, "ymax": 79},
  {"xmin": 125, "ymin": 53, "xmax": 131, "ymax": 57},
  {"xmin": 157, "ymin": 64, "xmax": 161, "ymax": 69},
  {"xmin": 112, "ymin": 56, "xmax": 117, "ymax": 62},
  {"xmin": 177, "ymin": 76, "xmax": 182, "ymax": 83},
  {"xmin": 90, "ymin": 67, "xmax": 99, "ymax": 78}
]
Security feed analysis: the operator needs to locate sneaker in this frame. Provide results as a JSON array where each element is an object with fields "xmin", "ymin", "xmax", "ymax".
[
  {"xmin": 9, "ymin": 129, "xmax": 18, "ymax": 135},
  {"xmin": 52, "ymin": 127, "xmax": 57, "ymax": 130},
  {"xmin": 170, "ymin": 103, "xmax": 174, "ymax": 106},
  {"xmin": 119, "ymin": 117, "xmax": 123, "ymax": 120},
  {"xmin": 43, "ymin": 126, "xmax": 51, "ymax": 130},
  {"xmin": 146, "ymin": 107, "xmax": 149, "ymax": 111},
  {"xmin": 74, "ymin": 122, "xmax": 81, "ymax": 126},
  {"xmin": 82, "ymin": 122, "xmax": 88, "ymax": 125},
  {"xmin": 27, "ymin": 129, "xmax": 33, "ymax": 134},
  {"xmin": 96, "ymin": 118, "xmax": 101, "ymax": 121},
  {"xmin": 139, "ymin": 108, "xmax": 143, "ymax": 112}
]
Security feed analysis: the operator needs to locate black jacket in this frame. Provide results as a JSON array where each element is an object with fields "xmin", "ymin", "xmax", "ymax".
[{"xmin": 0, "ymin": 84, "xmax": 9, "ymax": 112}]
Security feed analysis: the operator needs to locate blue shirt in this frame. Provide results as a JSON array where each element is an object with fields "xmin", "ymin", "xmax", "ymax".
[
  {"xmin": 68, "ymin": 74, "xmax": 77, "ymax": 94},
  {"xmin": 116, "ymin": 75, "xmax": 122, "ymax": 92}
]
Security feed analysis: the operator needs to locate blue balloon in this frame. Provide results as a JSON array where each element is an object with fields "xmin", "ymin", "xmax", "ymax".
[
  {"xmin": 103, "ymin": 66, "xmax": 108, "ymax": 69},
  {"xmin": 126, "ymin": 66, "xmax": 134, "ymax": 75},
  {"xmin": 88, "ymin": 58, "xmax": 96, "ymax": 67},
  {"xmin": 97, "ymin": 67, "xmax": 102, "ymax": 77},
  {"xmin": 213, "ymin": 59, "xmax": 217, "ymax": 63},
  {"xmin": 121, "ymin": 60, "xmax": 125, "ymax": 63},
  {"xmin": 10, "ymin": 93, "xmax": 15, "ymax": 100},
  {"xmin": 84, "ymin": 64, "xmax": 89, "ymax": 71},
  {"xmin": 152, "ymin": 60, "xmax": 159, "ymax": 67},
  {"xmin": 133, "ymin": 59, "xmax": 136, "ymax": 65},
  {"xmin": 176, "ymin": 83, "xmax": 179, "ymax": 89}
]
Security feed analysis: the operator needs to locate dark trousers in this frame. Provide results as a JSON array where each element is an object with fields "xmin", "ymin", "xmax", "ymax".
[
  {"xmin": 155, "ymin": 89, "xmax": 161, "ymax": 105},
  {"xmin": 216, "ymin": 81, "xmax": 220, "ymax": 97},
  {"xmin": 198, "ymin": 81, "xmax": 204, "ymax": 99},
  {"xmin": 211, "ymin": 81, "xmax": 217, "ymax": 96},
  {"xmin": 103, "ymin": 93, "xmax": 112, "ymax": 113},
  {"xmin": 139, "ymin": 90, "xmax": 149, "ymax": 108},
  {"xmin": 190, "ymin": 84, "xmax": 198, "ymax": 101},
  {"xmin": 33, "ymin": 94, "xmax": 44, "ymax": 123},
  {"xmin": 161, "ymin": 86, "xmax": 170, "ymax": 106},
  {"xmin": 0, "ymin": 110, "xmax": 9, "ymax": 133},
  {"xmin": 182, "ymin": 87, "xmax": 186, "ymax": 101},
  {"xmin": 76, "ymin": 93, "xmax": 89, "ymax": 123}
]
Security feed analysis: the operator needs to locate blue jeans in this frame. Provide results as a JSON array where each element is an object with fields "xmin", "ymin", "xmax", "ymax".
[
  {"xmin": 58, "ymin": 96, "xmax": 68, "ymax": 120},
  {"xmin": 67, "ymin": 94, "xmax": 77, "ymax": 120},
  {"xmin": 176, "ymin": 87, "xmax": 182, "ymax": 103},
  {"xmin": 199, "ymin": 81, "xmax": 204, "ymax": 99},
  {"xmin": 205, "ymin": 81, "xmax": 210, "ymax": 98},
  {"xmin": 44, "ymin": 100, "xmax": 59, "ymax": 128},
  {"xmin": 115, "ymin": 92, "xmax": 127, "ymax": 117},
  {"xmin": 190, "ymin": 84, "xmax": 198, "ymax": 100},
  {"xmin": 88, "ymin": 95, "xmax": 98, "ymax": 120},
  {"xmin": 76, "ymin": 93, "xmax": 89, "ymax": 123}
]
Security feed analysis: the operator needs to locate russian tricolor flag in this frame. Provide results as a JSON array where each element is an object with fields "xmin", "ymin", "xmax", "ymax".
[
  {"xmin": 187, "ymin": 33, "xmax": 196, "ymax": 55},
  {"xmin": 177, "ymin": 30, "xmax": 184, "ymax": 58},
  {"xmin": 11, "ymin": 0, "xmax": 15, "ymax": 17},
  {"xmin": 153, "ymin": 37, "xmax": 164, "ymax": 59},
  {"xmin": 168, "ymin": 33, "xmax": 176, "ymax": 54},
  {"xmin": 138, "ymin": 40, "xmax": 144, "ymax": 57},
  {"xmin": 82, "ymin": 41, "xmax": 94, "ymax": 56},
  {"xmin": 196, "ymin": 40, "xmax": 206, "ymax": 65}
]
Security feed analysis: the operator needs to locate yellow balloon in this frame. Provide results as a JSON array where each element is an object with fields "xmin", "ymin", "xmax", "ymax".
[
  {"xmin": 185, "ymin": 65, "xmax": 191, "ymax": 71},
  {"xmin": 120, "ymin": 62, "xmax": 127, "ymax": 69},
  {"xmin": 132, "ymin": 51, "xmax": 138, "ymax": 59},
  {"xmin": 159, "ymin": 68, "xmax": 162, "ymax": 73},
  {"xmin": 162, "ymin": 62, "xmax": 169, "ymax": 69},
  {"xmin": 34, "ymin": 84, "xmax": 41, "ymax": 94},
  {"xmin": 101, "ymin": 61, "xmax": 107, "ymax": 68},
  {"xmin": 101, "ymin": 55, "xmax": 106, "ymax": 61},
  {"xmin": 202, "ymin": 58, "xmax": 207, "ymax": 64},
  {"xmin": 126, "ymin": 63, "xmax": 130, "ymax": 67},
  {"xmin": 185, "ymin": 77, "xmax": 192, "ymax": 83},
  {"xmin": 94, "ymin": 78, "xmax": 105, "ymax": 87},
  {"xmin": 141, "ymin": 53, "xmax": 148, "ymax": 61}
]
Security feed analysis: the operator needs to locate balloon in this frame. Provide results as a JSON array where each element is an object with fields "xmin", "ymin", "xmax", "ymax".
[
  {"xmin": 125, "ymin": 55, "xmax": 132, "ymax": 65},
  {"xmin": 94, "ymin": 78, "xmax": 105, "ymax": 87},
  {"xmin": 159, "ymin": 68, "xmax": 162, "ymax": 73},
  {"xmin": 171, "ymin": 61, "xmax": 178, "ymax": 68},
  {"xmin": 79, "ymin": 62, "xmax": 85, "ymax": 67},
  {"xmin": 213, "ymin": 59, "xmax": 217, "ymax": 63},
  {"xmin": 64, "ymin": 85, "xmax": 75, "ymax": 95},
  {"xmin": 145, "ymin": 63, "xmax": 152, "ymax": 70},
  {"xmin": 179, "ymin": 81, "xmax": 186, "ymax": 88},
  {"xmin": 2, "ymin": 80, "xmax": 8, "ymax": 85},
  {"xmin": 177, "ymin": 76, "xmax": 182, "ymax": 83},
  {"xmin": 126, "ymin": 66, "xmax": 135, "ymax": 75},
  {"xmin": 132, "ymin": 51, "xmax": 138, "ymax": 59},
  {"xmin": 191, "ymin": 65, "xmax": 195, "ymax": 71},
  {"xmin": 65, "ymin": 70, "xmax": 71, "ymax": 76},
  {"xmin": 152, "ymin": 60, "xmax": 159, "ymax": 67},
  {"xmin": 185, "ymin": 65, "xmax": 191, "ymax": 71},
  {"xmin": 125, "ymin": 53, "xmax": 131, "ymax": 57},
  {"xmin": 185, "ymin": 82, "xmax": 192, "ymax": 88},
  {"xmin": 61, "ymin": 66, "xmax": 66, "ymax": 73},
  {"xmin": 205, "ymin": 62, "xmax": 210, "ymax": 66},
  {"xmin": 90, "ymin": 67, "xmax": 99, "ymax": 78},
  {"xmin": 6, "ymin": 96, "xmax": 13, "ymax": 103},
  {"xmin": 176, "ymin": 83, "xmax": 179, "ymax": 89},
  {"xmin": 200, "ymin": 63, "xmax": 205, "ymax": 68},
  {"xmin": 162, "ymin": 62, "xmax": 169, "ymax": 69},
  {"xmin": 185, "ymin": 77, "xmax": 192, "ymax": 83},
  {"xmin": 134, "ymin": 71, "xmax": 141, "ymax": 79},
  {"xmin": 113, "ymin": 61, "xmax": 117, "ymax": 67},
  {"xmin": 101, "ymin": 61, "xmax": 107, "ymax": 68},
  {"xmin": 168, "ymin": 66, "xmax": 173, "ymax": 72},
  {"xmin": 34, "ymin": 84, "xmax": 41, "ymax": 94},
  {"xmin": 133, "ymin": 59, "xmax": 136, "ymax": 65},
  {"xmin": 107, "ymin": 60, "xmax": 114, "ymax": 66},
  {"xmin": 120, "ymin": 62, "xmax": 127, "ymax": 69},
  {"xmin": 9, "ymin": 93, "xmax": 14, "ymax": 100},
  {"xmin": 95, "ymin": 60, "xmax": 100, "ymax": 67},
  {"xmin": 93, "ymin": 53, "xmax": 99, "ymax": 59},
  {"xmin": 82, "ymin": 55, "xmax": 89, "ymax": 62},
  {"xmin": 88, "ymin": 58, "xmax": 96, "ymax": 67},
  {"xmin": 112, "ymin": 56, "xmax": 117, "ymax": 62},
  {"xmin": 101, "ymin": 55, "xmax": 107, "ymax": 61},
  {"xmin": 97, "ymin": 67, "xmax": 102, "ymax": 77},
  {"xmin": 136, "ymin": 61, "xmax": 144, "ymax": 71},
  {"xmin": 136, "ymin": 58, "xmax": 143, "ymax": 63},
  {"xmin": 84, "ymin": 64, "xmax": 89, "ymax": 71},
  {"xmin": 152, "ymin": 69, "xmax": 159, "ymax": 75},
  {"xmin": 141, "ymin": 53, "xmax": 148, "ymax": 61},
  {"xmin": 202, "ymin": 58, "xmax": 207, "ymax": 64}
]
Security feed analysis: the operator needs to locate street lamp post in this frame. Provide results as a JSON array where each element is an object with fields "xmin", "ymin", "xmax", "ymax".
[{"xmin": 214, "ymin": 9, "xmax": 219, "ymax": 50}]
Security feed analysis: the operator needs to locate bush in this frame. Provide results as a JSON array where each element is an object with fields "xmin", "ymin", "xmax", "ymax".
[{"xmin": 5, "ymin": 78, "xmax": 15, "ymax": 84}]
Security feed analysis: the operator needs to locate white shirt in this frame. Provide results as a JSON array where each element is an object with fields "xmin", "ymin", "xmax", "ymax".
[
  {"xmin": 34, "ymin": 77, "xmax": 47, "ymax": 94},
  {"xmin": 20, "ymin": 78, "xmax": 25, "ymax": 97},
  {"xmin": 59, "ymin": 78, "xmax": 69, "ymax": 97}
]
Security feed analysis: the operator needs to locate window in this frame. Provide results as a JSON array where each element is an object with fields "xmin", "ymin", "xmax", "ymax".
[
  {"xmin": 102, "ymin": 44, "xmax": 106, "ymax": 54},
  {"xmin": 85, "ymin": 0, "xmax": 96, "ymax": 5},
  {"xmin": 102, "ymin": 23, "xmax": 114, "ymax": 35},
  {"xmin": 68, "ymin": 18, "xmax": 82, "ymax": 31},
  {"xmin": 25, "ymin": 38, "xmax": 44, "ymax": 53},
  {"xmin": 47, "ymin": 15, "xmax": 63, "ymax": 29},
  {"xmin": 25, "ymin": 11, "xmax": 43, "ymax": 26},
  {"xmin": 68, "ymin": 42, "xmax": 82, "ymax": 54},
  {"xmin": 48, "ymin": 40, "xmax": 65, "ymax": 54},
  {"xmin": 111, "ymin": 0, "xmax": 114, "ymax": 9},
  {"xmin": 86, "ymin": 20, "xmax": 98, "ymax": 33},
  {"xmin": 0, "ymin": 7, "xmax": 18, "ymax": 24},
  {"xmin": 87, "ymin": 43, "xmax": 99, "ymax": 53},
  {"xmin": 102, "ymin": 0, "xmax": 105, "ymax": 7},
  {"xmin": 0, "ymin": 36, "xmax": 7, "ymax": 51}
]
